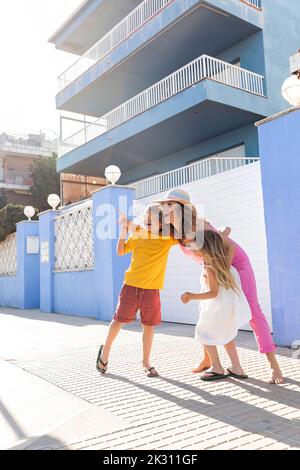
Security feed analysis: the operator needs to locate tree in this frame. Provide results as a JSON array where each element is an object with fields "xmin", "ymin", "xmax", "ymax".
[
  {"xmin": 0, "ymin": 189, "xmax": 7, "ymax": 210},
  {"xmin": 0, "ymin": 204, "xmax": 37, "ymax": 242},
  {"xmin": 30, "ymin": 154, "xmax": 60, "ymax": 212}
]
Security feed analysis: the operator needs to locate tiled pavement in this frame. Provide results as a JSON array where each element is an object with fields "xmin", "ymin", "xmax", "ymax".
[{"xmin": 1, "ymin": 308, "xmax": 300, "ymax": 450}]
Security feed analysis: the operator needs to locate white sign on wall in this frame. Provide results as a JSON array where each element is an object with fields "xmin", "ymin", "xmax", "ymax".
[{"xmin": 26, "ymin": 236, "xmax": 39, "ymax": 254}]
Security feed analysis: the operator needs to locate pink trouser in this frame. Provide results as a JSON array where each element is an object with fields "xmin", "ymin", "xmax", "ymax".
[{"xmin": 233, "ymin": 257, "xmax": 276, "ymax": 354}]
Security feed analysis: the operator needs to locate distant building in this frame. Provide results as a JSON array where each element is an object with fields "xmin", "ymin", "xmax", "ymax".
[{"xmin": 0, "ymin": 132, "xmax": 57, "ymax": 206}]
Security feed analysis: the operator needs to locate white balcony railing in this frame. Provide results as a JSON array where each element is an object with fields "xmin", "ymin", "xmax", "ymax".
[
  {"xmin": 243, "ymin": 0, "xmax": 261, "ymax": 9},
  {"xmin": 59, "ymin": 55, "xmax": 265, "ymax": 157},
  {"xmin": 131, "ymin": 157, "xmax": 260, "ymax": 198},
  {"xmin": 58, "ymin": 0, "xmax": 174, "ymax": 91},
  {"xmin": 57, "ymin": 0, "xmax": 262, "ymax": 92}
]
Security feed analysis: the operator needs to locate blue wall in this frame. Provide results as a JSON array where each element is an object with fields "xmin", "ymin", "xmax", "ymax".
[
  {"xmin": 54, "ymin": 270, "xmax": 95, "ymax": 317},
  {"xmin": 257, "ymin": 107, "xmax": 300, "ymax": 347},
  {"xmin": 0, "ymin": 276, "xmax": 19, "ymax": 308},
  {"xmin": 262, "ymin": 0, "xmax": 300, "ymax": 115},
  {"xmin": 121, "ymin": 123, "xmax": 259, "ymax": 184},
  {"xmin": 0, "ymin": 221, "xmax": 40, "ymax": 310}
]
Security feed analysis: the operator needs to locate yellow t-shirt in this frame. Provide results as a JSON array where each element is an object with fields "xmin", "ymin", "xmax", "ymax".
[{"xmin": 124, "ymin": 228, "xmax": 178, "ymax": 290}]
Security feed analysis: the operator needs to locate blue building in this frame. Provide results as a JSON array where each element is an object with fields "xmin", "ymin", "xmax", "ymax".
[{"xmin": 49, "ymin": 0, "xmax": 300, "ymax": 184}]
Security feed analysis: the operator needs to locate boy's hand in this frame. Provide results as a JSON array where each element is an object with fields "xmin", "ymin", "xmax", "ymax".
[
  {"xmin": 118, "ymin": 210, "xmax": 129, "ymax": 227},
  {"xmin": 181, "ymin": 292, "xmax": 194, "ymax": 304}
]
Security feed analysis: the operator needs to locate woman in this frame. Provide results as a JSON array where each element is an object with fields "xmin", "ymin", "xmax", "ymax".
[{"xmin": 156, "ymin": 188, "xmax": 284, "ymax": 385}]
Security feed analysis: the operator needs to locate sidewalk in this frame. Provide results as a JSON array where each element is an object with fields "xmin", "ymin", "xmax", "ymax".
[{"xmin": 0, "ymin": 308, "xmax": 300, "ymax": 450}]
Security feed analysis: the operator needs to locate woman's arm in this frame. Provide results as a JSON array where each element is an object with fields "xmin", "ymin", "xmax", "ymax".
[{"xmin": 181, "ymin": 268, "xmax": 219, "ymax": 303}]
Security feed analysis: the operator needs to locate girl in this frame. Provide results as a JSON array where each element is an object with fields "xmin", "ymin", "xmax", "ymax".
[
  {"xmin": 181, "ymin": 230, "xmax": 252, "ymax": 381},
  {"xmin": 157, "ymin": 188, "xmax": 284, "ymax": 384}
]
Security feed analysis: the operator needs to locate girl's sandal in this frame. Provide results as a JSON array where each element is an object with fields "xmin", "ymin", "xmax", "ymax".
[
  {"xmin": 200, "ymin": 371, "xmax": 228, "ymax": 382},
  {"xmin": 144, "ymin": 366, "xmax": 159, "ymax": 378},
  {"xmin": 227, "ymin": 368, "xmax": 248, "ymax": 380},
  {"xmin": 96, "ymin": 345, "xmax": 108, "ymax": 374}
]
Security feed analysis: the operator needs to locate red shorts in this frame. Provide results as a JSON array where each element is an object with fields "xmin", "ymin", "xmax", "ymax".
[{"xmin": 114, "ymin": 284, "xmax": 161, "ymax": 326}]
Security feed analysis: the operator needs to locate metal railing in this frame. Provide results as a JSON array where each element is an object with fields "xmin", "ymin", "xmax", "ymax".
[
  {"xmin": 59, "ymin": 54, "xmax": 264, "ymax": 157},
  {"xmin": 131, "ymin": 157, "xmax": 260, "ymax": 198},
  {"xmin": 57, "ymin": 0, "xmax": 262, "ymax": 92},
  {"xmin": 58, "ymin": 0, "xmax": 173, "ymax": 91},
  {"xmin": 243, "ymin": 0, "xmax": 261, "ymax": 9}
]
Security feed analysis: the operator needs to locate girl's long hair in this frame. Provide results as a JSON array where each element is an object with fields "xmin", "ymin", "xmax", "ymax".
[{"xmin": 197, "ymin": 230, "xmax": 239, "ymax": 291}]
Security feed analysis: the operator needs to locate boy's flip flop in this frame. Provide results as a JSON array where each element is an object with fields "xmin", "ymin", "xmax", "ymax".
[
  {"xmin": 144, "ymin": 366, "xmax": 159, "ymax": 378},
  {"xmin": 227, "ymin": 368, "xmax": 248, "ymax": 380},
  {"xmin": 96, "ymin": 345, "xmax": 108, "ymax": 374},
  {"xmin": 200, "ymin": 371, "xmax": 228, "ymax": 382}
]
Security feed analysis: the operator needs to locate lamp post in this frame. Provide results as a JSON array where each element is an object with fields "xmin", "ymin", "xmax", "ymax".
[
  {"xmin": 104, "ymin": 165, "xmax": 121, "ymax": 185},
  {"xmin": 281, "ymin": 49, "xmax": 300, "ymax": 107},
  {"xmin": 24, "ymin": 206, "xmax": 35, "ymax": 221},
  {"xmin": 47, "ymin": 194, "xmax": 61, "ymax": 210}
]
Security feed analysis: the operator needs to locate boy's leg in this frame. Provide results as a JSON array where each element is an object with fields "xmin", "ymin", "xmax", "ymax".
[
  {"xmin": 140, "ymin": 289, "xmax": 161, "ymax": 376},
  {"xmin": 101, "ymin": 320, "xmax": 123, "ymax": 364},
  {"xmin": 142, "ymin": 325, "xmax": 154, "ymax": 370},
  {"xmin": 224, "ymin": 341, "xmax": 246, "ymax": 376}
]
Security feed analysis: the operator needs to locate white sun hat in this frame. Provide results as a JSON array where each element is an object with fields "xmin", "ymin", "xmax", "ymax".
[{"xmin": 154, "ymin": 188, "xmax": 192, "ymax": 205}]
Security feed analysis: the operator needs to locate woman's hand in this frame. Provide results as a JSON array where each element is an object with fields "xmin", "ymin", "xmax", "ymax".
[{"xmin": 181, "ymin": 292, "xmax": 194, "ymax": 304}]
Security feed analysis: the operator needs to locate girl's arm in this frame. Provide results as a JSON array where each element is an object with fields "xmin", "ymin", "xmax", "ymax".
[{"xmin": 181, "ymin": 268, "xmax": 219, "ymax": 303}]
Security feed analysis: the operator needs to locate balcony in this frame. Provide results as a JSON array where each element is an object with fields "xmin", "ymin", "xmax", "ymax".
[
  {"xmin": 56, "ymin": 0, "xmax": 263, "ymax": 116},
  {"xmin": 49, "ymin": 0, "xmax": 144, "ymax": 55},
  {"xmin": 0, "ymin": 170, "xmax": 32, "ymax": 191},
  {"xmin": 57, "ymin": 54, "xmax": 266, "ymax": 177},
  {"xmin": 132, "ymin": 156, "xmax": 259, "ymax": 198}
]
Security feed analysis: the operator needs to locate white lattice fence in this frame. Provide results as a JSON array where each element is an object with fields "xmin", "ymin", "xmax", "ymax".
[
  {"xmin": 55, "ymin": 202, "xmax": 94, "ymax": 272},
  {"xmin": 0, "ymin": 233, "xmax": 17, "ymax": 276}
]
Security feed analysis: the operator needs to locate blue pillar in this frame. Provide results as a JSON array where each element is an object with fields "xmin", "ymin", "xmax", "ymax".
[
  {"xmin": 92, "ymin": 185, "xmax": 135, "ymax": 321},
  {"xmin": 257, "ymin": 107, "xmax": 300, "ymax": 347},
  {"xmin": 16, "ymin": 221, "xmax": 40, "ymax": 309},
  {"xmin": 39, "ymin": 210, "xmax": 58, "ymax": 313}
]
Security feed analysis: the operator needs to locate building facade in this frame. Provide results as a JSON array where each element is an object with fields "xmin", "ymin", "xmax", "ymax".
[
  {"xmin": 0, "ymin": 132, "xmax": 57, "ymax": 206},
  {"xmin": 50, "ymin": 0, "xmax": 300, "ymax": 185}
]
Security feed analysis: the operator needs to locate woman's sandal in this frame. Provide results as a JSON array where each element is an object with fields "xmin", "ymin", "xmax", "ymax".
[
  {"xmin": 227, "ymin": 368, "xmax": 248, "ymax": 380},
  {"xmin": 96, "ymin": 345, "xmax": 108, "ymax": 374},
  {"xmin": 200, "ymin": 371, "xmax": 228, "ymax": 382},
  {"xmin": 144, "ymin": 366, "xmax": 159, "ymax": 378}
]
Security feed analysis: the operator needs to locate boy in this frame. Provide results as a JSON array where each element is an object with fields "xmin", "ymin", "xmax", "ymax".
[{"xmin": 96, "ymin": 204, "xmax": 178, "ymax": 377}]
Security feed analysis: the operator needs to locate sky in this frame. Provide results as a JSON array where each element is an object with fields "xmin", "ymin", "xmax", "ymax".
[{"xmin": 0, "ymin": 0, "xmax": 83, "ymax": 138}]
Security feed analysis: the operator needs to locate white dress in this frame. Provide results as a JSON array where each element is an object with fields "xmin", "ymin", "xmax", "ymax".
[{"xmin": 195, "ymin": 267, "xmax": 252, "ymax": 346}]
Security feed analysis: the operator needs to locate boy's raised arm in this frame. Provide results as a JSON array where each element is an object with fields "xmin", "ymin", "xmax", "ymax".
[{"xmin": 117, "ymin": 213, "xmax": 129, "ymax": 256}]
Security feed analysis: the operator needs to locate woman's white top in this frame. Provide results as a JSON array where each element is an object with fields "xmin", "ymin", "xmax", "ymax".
[{"xmin": 195, "ymin": 266, "xmax": 252, "ymax": 346}]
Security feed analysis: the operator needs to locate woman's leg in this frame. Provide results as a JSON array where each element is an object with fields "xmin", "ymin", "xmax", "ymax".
[
  {"xmin": 238, "ymin": 264, "xmax": 284, "ymax": 384},
  {"xmin": 224, "ymin": 341, "xmax": 246, "ymax": 376},
  {"xmin": 101, "ymin": 320, "xmax": 123, "ymax": 365}
]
